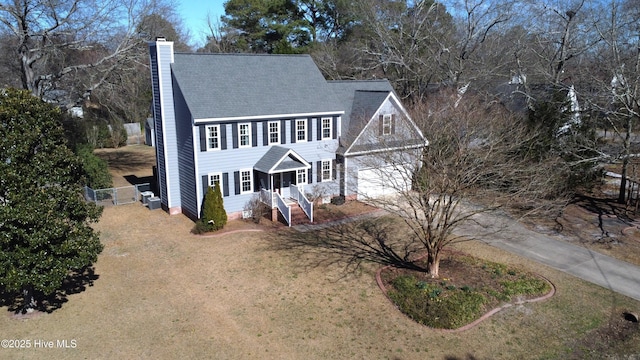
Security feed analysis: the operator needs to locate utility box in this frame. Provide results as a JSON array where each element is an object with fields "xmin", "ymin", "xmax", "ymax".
[
  {"xmin": 140, "ymin": 191, "xmax": 154, "ymax": 205},
  {"xmin": 148, "ymin": 197, "xmax": 161, "ymax": 210}
]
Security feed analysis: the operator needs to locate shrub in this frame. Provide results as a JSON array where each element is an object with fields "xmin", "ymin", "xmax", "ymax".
[
  {"xmin": 387, "ymin": 275, "xmax": 487, "ymax": 329},
  {"xmin": 501, "ymin": 277, "xmax": 550, "ymax": 299},
  {"xmin": 76, "ymin": 144, "xmax": 112, "ymax": 189},
  {"xmin": 243, "ymin": 194, "xmax": 268, "ymax": 223},
  {"xmin": 191, "ymin": 219, "xmax": 212, "ymax": 235},
  {"xmin": 330, "ymin": 195, "xmax": 345, "ymax": 205},
  {"xmin": 201, "ymin": 183, "xmax": 227, "ymax": 231}
]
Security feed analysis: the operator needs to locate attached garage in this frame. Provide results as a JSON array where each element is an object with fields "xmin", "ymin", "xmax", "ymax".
[{"xmin": 357, "ymin": 165, "xmax": 412, "ymax": 200}]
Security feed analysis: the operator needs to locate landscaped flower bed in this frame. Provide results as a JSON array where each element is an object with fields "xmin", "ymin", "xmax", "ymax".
[{"xmin": 380, "ymin": 252, "xmax": 553, "ymax": 330}]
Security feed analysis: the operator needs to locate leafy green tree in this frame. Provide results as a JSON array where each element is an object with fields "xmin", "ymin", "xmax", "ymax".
[
  {"xmin": 201, "ymin": 183, "xmax": 227, "ymax": 231},
  {"xmin": 0, "ymin": 89, "xmax": 104, "ymax": 312},
  {"xmin": 222, "ymin": 0, "xmax": 311, "ymax": 53}
]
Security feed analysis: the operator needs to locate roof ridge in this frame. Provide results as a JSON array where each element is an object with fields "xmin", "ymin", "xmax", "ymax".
[
  {"xmin": 174, "ymin": 52, "xmax": 310, "ymax": 58},
  {"xmin": 327, "ymin": 79, "xmax": 390, "ymax": 83},
  {"xmin": 354, "ymin": 89, "xmax": 391, "ymax": 93}
]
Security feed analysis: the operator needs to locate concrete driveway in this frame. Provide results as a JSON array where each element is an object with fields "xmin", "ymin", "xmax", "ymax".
[{"xmin": 455, "ymin": 210, "xmax": 640, "ymax": 302}]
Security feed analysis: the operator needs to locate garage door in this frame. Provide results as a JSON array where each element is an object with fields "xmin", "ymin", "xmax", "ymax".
[{"xmin": 357, "ymin": 165, "xmax": 411, "ymax": 200}]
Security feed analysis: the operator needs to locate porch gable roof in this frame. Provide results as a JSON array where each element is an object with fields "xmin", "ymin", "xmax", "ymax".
[{"xmin": 254, "ymin": 146, "xmax": 311, "ymax": 174}]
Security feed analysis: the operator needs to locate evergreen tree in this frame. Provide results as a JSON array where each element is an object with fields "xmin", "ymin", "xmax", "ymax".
[
  {"xmin": 222, "ymin": 0, "xmax": 311, "ymax": 53},
  {"xmin": 202, "ymin": 183, "xmax": 227, "ymax": 231},
  {"xmin": 211, "ymin": 182, "xmax": 227, "ymax": 231},
  {"xmin": 0, "ymin": 89, "xmax": 104, "ymax": 312}
]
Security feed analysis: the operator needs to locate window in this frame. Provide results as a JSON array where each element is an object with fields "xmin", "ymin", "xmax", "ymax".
[
  {"xmin": 321, "ymin": 160, "xmax": 332, "ymax": 181},
  {"xmin": 382, "ymin": 114, "xmax": 392, "ymax": 135},
  {"xmin": 238, "ymin": 123, "xmax": 251, "ymax": 147},
  {"xmin": 268, "ymin": 121, "xmax": 280, "ymax": 145},
  {"xmin": 297, "ymin": 169, "xmax": 307, "ymax": 184},
  {"xmin": 208, "ymin": 172, "xmax": 223, "ymax": 191},
  {"xmin": 240, "ymin": 170, "xmax": 253, "ymax": 194},
  {"xmin": 321, "ymin": 117, "xmax": 332, "ymax": 139},
  {"xmin": 206, "ymin": 125, "xmax": 220, "ymax": 150},
  {"xmin": 296, "ymin": 119, "xmax": 306, "ymax": 142}
]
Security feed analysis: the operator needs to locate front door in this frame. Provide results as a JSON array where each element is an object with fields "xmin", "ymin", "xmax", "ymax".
[{"xmin": 281, "ymin": 172, "xmax": 291, "ymax": 198}]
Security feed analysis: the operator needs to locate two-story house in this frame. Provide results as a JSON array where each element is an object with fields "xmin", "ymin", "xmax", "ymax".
[{"xmin": 149, "ymin": 39, "xmax": 427, "ymax": 225}]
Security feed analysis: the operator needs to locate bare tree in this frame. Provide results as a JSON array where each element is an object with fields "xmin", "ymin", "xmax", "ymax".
[
  {"xmin": 587, "ymin": 0, "xmax": 640, "ymax": 204},
  {"xmin": 437, "ymin": 0, "xmax": 515, "ymax": 86},
  {"xmin": 352, "ymin": 0, "xmax": 455, "ymax": 99},
  {"xmin": 0, "ymin": 0, "xmax": 172, "ymax": 108},
  {"xmin": 351, "ymin": 92, "xmax": 570, "ymax": 278}
]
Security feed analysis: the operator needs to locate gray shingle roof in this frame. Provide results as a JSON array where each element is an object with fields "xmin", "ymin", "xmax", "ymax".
[
  {"xmin": 171, "ymin": 53, "xmax": 344, "ymax": 120},
  {"xmin": 327, "ymin": 80, "xmax": 395, "ymax": 146},
  {"xmin": 254, "ymin": 146, "xmax": 310, "ymax": 174}
]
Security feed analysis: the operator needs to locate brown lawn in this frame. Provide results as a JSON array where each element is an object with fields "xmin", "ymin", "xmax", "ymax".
[{"xmin": 1, "ymin": 145, "xmax": 639, "ymax": 359}]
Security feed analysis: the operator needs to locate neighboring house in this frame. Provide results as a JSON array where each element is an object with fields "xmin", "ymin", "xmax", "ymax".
[
  {"xmin": 495, "ymin": 74, "xmax": 582, "ymax": 135},
  {"xmin": 149, "ymin": 38, "xmax": 427, "ymax": 224}
]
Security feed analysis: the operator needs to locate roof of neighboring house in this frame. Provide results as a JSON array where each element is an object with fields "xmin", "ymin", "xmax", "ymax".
[
  {"xmin": 171, "ymin": 53, "xmax": 344, "ymax": 120},
  {"xmin": 327, "ymin": 80, "xmax": 395, "ymax": 146}
]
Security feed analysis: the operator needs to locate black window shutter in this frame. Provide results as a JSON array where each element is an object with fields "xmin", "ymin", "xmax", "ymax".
[
  {"xmin": 232, "ymin": 124, "xmax": 238, "ymax": 149},
  {"xmin": 200, "ymin": 125, "xmax": 207, "ymax": 151},
  {"xmin": 220, "ymin": 124, "xmax": 227, "ymax": 150},
  {"xmin": 308, "ymin": 166, "xmax": 313, "ymax": 184},
  {"xmin": 307, "ymin": 118, "xmax": 312, "ymax": 141},
  {"xmin": 391, "ymin": 114, "xmax": 396, "ymax": 134},
  {"xmin": 332, "ymin": 117, "xmax": 338, "ymax": 139},
  {"xmin": 253, "ymin": 170, "xmax": 259, "ymax": 192},
  {"xmin": 316, "ymin": 118, "xmax": 322, "ymax": 140},
  {"xmin": 317, "ymin": 161, "xmax": 322, "ymax": 182},
  {"xmin": 378, "ymin": 115, "xmax": 384, "ymax": 135},
  {"xmin": 234, "ymin": 171, "xmax": 240, "ymax": 195},
  {"xmin": 291, "ymin": 119, "xmax": 296, "ymax": 144},
  {"xmin": 251, "ymin": 122, "xmax": 258, "ymax": 147},
  {"xmin": 202, "ymin": 175, "xmax": 208, "ymax": 198},
  {"xmin": 280, "ymin": 120, "xmax": 286, "ymax": 144},
  {"xmin": 223, "ymin": 173, "xmax": 229, "ymax": 197},
  {"xmin": 332, "ymin": 159, "xmax": 337, "ymax": 180},
  {"xmin": 262, "ymin": 122, "xmax": 268, "ymax": 146}
]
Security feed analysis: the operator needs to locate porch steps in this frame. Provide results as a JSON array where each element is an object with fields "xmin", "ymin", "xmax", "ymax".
[{"xmin": 289, "ymin": 202, "xmax": 312, "ymax": 225}]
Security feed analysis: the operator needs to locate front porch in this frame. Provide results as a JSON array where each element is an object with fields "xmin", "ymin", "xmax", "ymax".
[
  {"xmin": 254, "ymin": 146, "xmax": 314, "ymax": 226},
  {"xmin": 260, "ymin": 184, "xmax": 313, "ymax": 226}
]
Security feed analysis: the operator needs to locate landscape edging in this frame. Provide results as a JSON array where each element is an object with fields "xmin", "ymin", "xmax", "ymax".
[{"xmin": 375, "ymin": 260, "xmax": 556, "ymax": 333}]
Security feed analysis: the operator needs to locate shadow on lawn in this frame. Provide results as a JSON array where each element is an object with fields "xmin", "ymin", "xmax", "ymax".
[
  {"xmin": 0, "ymin": 267, "xmax": 99, "ymax": 314},
  {"xmin": 95, "ymin": 148, "xmax": 155, "ymax": 173},
  {"xmin": 268, "ymin": 215, "xmax": 427, "ymax": 274}
]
